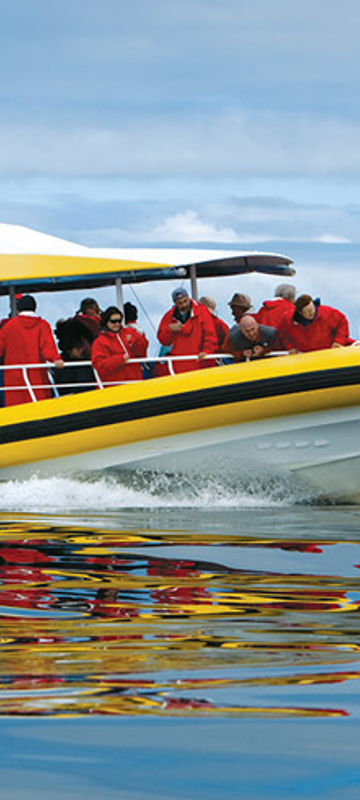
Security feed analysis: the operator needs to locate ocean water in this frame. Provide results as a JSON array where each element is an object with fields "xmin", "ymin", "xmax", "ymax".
[{"xmin": 0, "ymin": 471, "xmax": 359, "ymax": 799}]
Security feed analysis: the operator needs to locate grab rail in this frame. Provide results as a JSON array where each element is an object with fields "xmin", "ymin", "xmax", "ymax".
[
  {"xmin": 0, "ymin": 347, "xmax": 349, "ymax": 402},
  {"xmin": 0, "ymin": 354, "xmax": 235, "ymax": 400}
]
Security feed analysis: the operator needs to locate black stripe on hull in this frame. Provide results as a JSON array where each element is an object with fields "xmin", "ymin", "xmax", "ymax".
[{"xmin": 0, "ymin": 365, "xmax": 359, "ymax": 447}]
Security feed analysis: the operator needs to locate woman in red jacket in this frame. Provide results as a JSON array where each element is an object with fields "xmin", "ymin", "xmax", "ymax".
[
  {"xmin": 91, "ymin": 306, "xmax": 145, "ymax": 385},
  {"xmin": 280, "ymin": 294, "xmax": 352, "ymax": 353}
]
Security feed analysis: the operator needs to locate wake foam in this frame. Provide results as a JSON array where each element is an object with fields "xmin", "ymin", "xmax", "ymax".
[{"xmin": 0, "ymin": 468, "xmax": 326, "ymax": 511}]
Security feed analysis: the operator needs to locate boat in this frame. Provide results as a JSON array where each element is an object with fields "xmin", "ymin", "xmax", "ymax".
[{"xmin": 0, "ymin": 223, "xmax": 359, "ymax": 500}]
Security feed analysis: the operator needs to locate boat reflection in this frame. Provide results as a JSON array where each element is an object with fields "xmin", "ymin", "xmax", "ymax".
[{"xmin": 0, "ymin": 517, "xmax": 359, "ymax": 717}]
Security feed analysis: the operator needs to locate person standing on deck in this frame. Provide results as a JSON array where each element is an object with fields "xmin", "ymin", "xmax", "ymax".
[
  {"xmin": 123, "ymin": 302, "xmax": 149, "ymax": 356},
  {"xmin": 0, "ymin": 295, "xmax": 63, "ymax": 406},
  {"xmin": 75, "ymin": 298, "xmax": 102, "ymax": 347},
  {"xmin": 254, "ymin": 283, "xmax": 296, "ymax": 328},
  {"xmin": 157, "ymin": 288, "xmax": 217, "ymax": 373},
  {"xmin": 91, "ymin": 306, "xmax": 144, "ymax": 384},
  {"xmin": 228, "ymin": 293, "xmax": 252, "ymax": 324},
  {"xmin": 199, "ymin": 296, "xmax": 229, "ymax": 350}
]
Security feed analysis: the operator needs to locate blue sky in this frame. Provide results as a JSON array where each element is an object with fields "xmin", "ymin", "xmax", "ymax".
[{"xmin": 0, "ymin": 0, "xmax": 359, "ymax": 336}]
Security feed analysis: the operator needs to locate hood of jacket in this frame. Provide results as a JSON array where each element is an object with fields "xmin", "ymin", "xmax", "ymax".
[
  {"xmin": 16, "ymin": 314, "xmax": 43, "ymax": 330},
  {"xmin": 262, "ymin": 298, "xmax": 291, "ymax": 310}
]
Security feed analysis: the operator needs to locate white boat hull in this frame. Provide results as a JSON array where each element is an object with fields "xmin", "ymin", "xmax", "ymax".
[
  {"xmin": 2, "ymin": 403, "xmax": 360, "ymax": 500},
  {"xmin": 0, "ymin": 348, "xmax": 360, "ymax": 500}
]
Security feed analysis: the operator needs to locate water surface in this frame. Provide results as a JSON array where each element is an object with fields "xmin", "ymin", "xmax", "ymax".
[{"xmin": 0, "ymin": 473, "xmax": 359, "ymax": 797}]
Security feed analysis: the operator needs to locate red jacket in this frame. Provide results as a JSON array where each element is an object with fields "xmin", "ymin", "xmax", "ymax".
[
  {"xmin": 75, "ymin": 312, "xmax": 101, "ymax": 340},
  {"xmin": 279, "ymin": 305, "xmax": 351, "ymax": 352},
  {"xmin": 91, "ymin": 327, "xmax": 144, "ymax": 384},
  {"xmin": 254, "ymin": 298, "xmax": 294, "ymax": 328},
  {"xmin": 213, "ymin": 315, "xmax": 229, "ymax": 350},
  {"xmin": 157, "ymin": 301, "xmax": 217, "ymax": 373},
  {"xmin": 123, "ymin": 323, "xmax": 149, "ymax": 358},
  {"xmin": 0, "ymin": 313, "xmax": 60, "ymax": 406}
]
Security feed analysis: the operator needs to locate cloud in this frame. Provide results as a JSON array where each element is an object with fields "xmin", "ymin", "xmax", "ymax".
[
  {"xmin": 2, "ymin": 0, "xmax": 360, "ymax": 117},
  {"xmin": 149, "ymin": 211, "xmax": 241, "ymax": 243},
  {"xmin": 1, "ymin": 110, "xmax": 360, "ymax": 179},
  {"xmin": 0, "ymin": 182, "xmax": 359, "ymax": 249},
  {"xmin": 75, "ymin": 198, "xmax": 360, "ymax": 248},
  {"xmin": 315, "ymin": 234, "xmax": 351, "ymax": 244}
]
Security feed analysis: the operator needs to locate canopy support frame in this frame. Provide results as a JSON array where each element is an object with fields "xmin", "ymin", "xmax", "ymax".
[{"xmin": 189, "ymin": 264, "xmax": 198, "ymax": 301}]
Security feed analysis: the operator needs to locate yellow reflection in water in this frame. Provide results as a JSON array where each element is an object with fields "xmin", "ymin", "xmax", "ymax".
[{"xmin": 0, "ymin": 517, "xmax": 359, "ymax": 717}]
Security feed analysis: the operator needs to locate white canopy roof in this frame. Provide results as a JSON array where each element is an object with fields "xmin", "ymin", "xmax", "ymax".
[{"xmin": 0, "ymin": 223, "xmax": 295, "ymax": 294}]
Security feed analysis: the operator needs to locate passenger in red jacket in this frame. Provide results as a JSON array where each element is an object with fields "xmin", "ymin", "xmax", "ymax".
[
  {"xmin": 123, "ymin": 302, "xmax": 149, "ymax": 356},
  {"xmin": 280, "ymin": 295, "xmax": 352, "ymax": 353},
  {"xmin": 0, "ymin": 295, "xmax": 63, "ymax": 406},
  {"xmin": 254, "ymin": 283, "xmax": 296, "ymax": 328},
  {"xmin": 199, "ymin": 296, "xmax": 229, "ymax": 350},
  {"xmin": 75, "ymin": 297, "xmax": 102, "ymax": 353},
  {"xmin": 228, "ymin": 292, "xmax": 252, "ymax": 323},
  {"xmin": 91, "ymin": 306, "xmax": 144, "ymax": 385},
  {"xmin": 157, "ymin": 288, "xmax": 217, "ymax": 373}
]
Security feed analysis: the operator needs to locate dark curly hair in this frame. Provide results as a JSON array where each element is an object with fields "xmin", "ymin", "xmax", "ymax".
[{"xmin": 124, "ymin": 302, "xmax": 138, "ymax": 324}]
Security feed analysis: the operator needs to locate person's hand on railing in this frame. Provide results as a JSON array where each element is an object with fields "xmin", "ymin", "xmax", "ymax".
[
  {"xmin": 252, "ymin": 345, "xmax": 265, "ymax": 358},
  {"xmin": 198, "ymin": 351, "xmax": 208, "ymax": 362},
  {"xmin": 54, "ymin": 358, "xmax": 64, "ymax": 369}
]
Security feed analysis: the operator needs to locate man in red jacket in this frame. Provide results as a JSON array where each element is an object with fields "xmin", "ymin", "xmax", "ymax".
[
  {"xmin": 228, "ymin": 292, "xmax": 252, "ymax": 323},
  {"xmin": 0, "ymin": 295, "xmax": 63, "ymax": 406},
  {"xmin": 254, "ymin": 283, "xmax": 296, "ymax": 327},
  {"xmin": 157, "ymin": 288, "xmax": 217, "ymax": 373}
]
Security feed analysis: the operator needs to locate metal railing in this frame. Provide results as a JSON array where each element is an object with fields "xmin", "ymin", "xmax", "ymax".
[
  {"xmin": 0, "ymin": 350, "xmax": 296, "ymax": 403},
  {"xmin": 0, "ymin": 354, "xmax": 236, "ymax": 401}
]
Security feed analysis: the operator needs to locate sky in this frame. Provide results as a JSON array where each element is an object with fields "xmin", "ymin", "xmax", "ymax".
[{"xmin": 0, "ymin": 0, "xmax": 360, "ymax": 340}]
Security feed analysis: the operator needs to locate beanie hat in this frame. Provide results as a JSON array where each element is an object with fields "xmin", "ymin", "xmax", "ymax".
[
  {"xmin": 17, "ymin": 295, "xmax": 37, "ymax": 312},
  {"xmin": 172, "ymin": 287, "xmax": 189, "ymax": 303}
]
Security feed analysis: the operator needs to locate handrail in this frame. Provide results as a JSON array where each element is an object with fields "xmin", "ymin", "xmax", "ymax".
[
  {"xmin": 0, "ymin": 352, "xmax": 294, "ymax": 400},
  {"xmin": 0, "ymin": 355, "xmax": 232, "ymax": 369},
  {"xmin": 0, "ymin": 354, "xmax": 235, "ymax": 398}
]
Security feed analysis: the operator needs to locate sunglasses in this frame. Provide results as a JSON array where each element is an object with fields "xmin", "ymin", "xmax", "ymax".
[{"xmin": 108, "ymin": 317, "xmax": 122, "ymax": 324}]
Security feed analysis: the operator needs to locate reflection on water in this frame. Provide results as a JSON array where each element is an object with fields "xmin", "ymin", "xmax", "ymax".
[{"xmin": 0, "ymin": 511, "xmax": 360, "ymax": 718}]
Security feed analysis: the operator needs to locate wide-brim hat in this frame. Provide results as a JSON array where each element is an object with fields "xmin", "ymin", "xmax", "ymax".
[{"xmin": 228, "ymin": 293, "xmax": 251, "ymax": 310}]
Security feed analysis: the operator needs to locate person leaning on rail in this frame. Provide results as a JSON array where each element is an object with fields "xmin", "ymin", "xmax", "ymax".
[
  {"xmin": 279, "ymin": 295, "xmax": 354, "ymax": 353},
  {"xmin": 0, "ymin": 294, "xmax": 63, "ymax": 406},
  {"xmin": 226, "ymin": 315, "xmax": 278, "ymax": 362}
]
